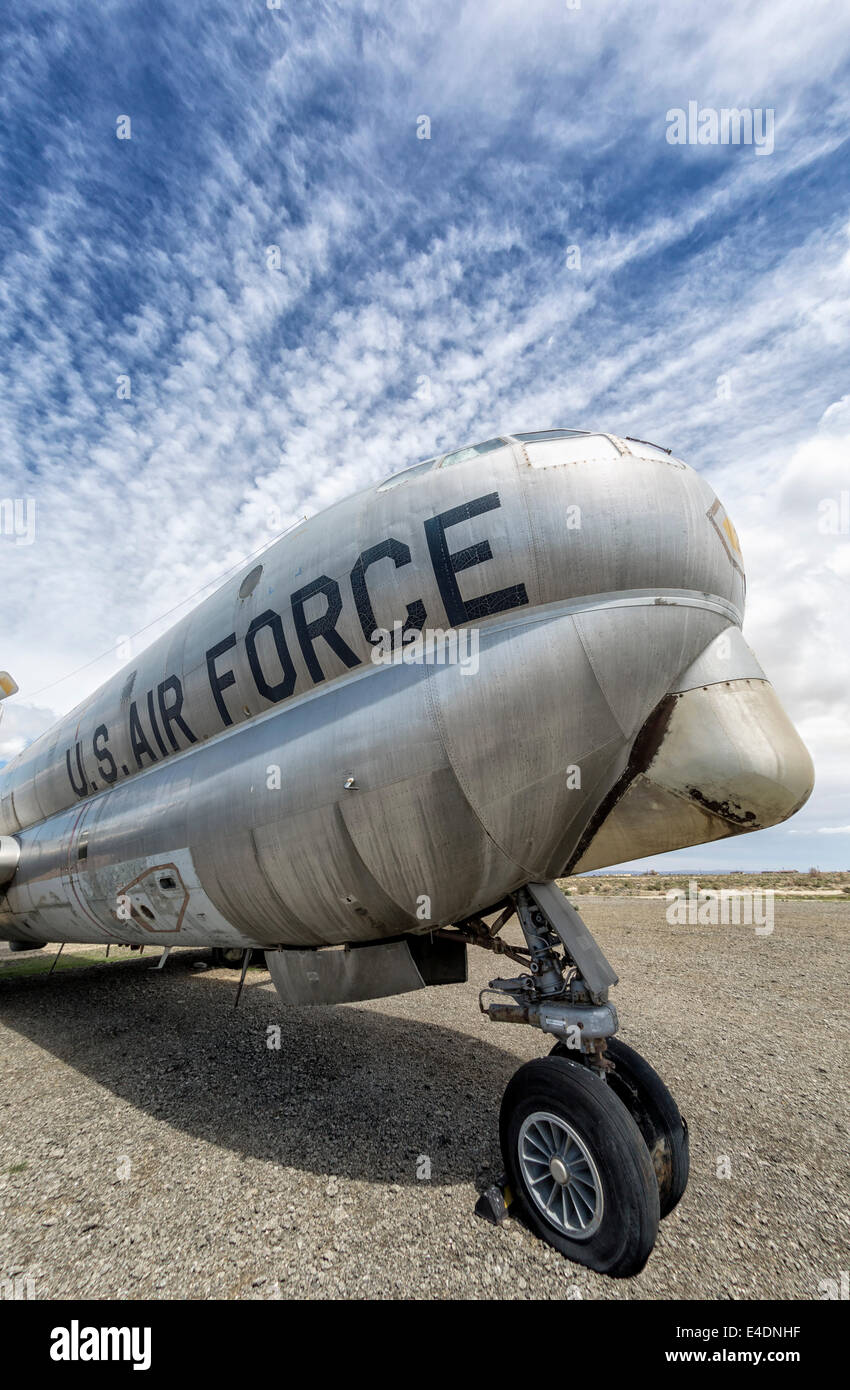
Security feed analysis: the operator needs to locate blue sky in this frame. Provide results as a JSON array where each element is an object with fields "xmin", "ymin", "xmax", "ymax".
[{"xmin": 1, "ymin": 0, "xmax": 849, "ymax": 870}]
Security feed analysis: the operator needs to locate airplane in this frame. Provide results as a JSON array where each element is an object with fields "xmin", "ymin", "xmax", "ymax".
[{"xmin": 0, "ymin": 427, "xmax": 814, "ymax": 1276}]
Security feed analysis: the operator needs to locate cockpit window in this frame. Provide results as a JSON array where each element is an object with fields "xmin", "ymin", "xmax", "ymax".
[
  {"xmin": 378, "ymin": 458, "xmax": 437, "ymax": 490},
  {"xmin": 438, "ymin": 437, "xmax": 507, "ymax": 468},
  {"xmin": 512, "ymin": 429, "xmax": 589, "ymax": 443}
]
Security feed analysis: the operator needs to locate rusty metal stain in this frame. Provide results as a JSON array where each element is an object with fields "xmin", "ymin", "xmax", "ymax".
[
  {"xmin": 564, "ymin": 693, "xmax": 679, "ymax": 873},
  {"xmin": 650, "ymin": 1135, "xmax": 674, "ymax": 1200},
  {"xmin": 685, "ymin": 786, "xmax": 759, "ymax": 826}
]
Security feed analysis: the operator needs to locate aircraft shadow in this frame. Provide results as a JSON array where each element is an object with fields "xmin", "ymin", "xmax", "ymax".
[{"xmin": 0, "ymin": 951, "xmax": 525, "ymax": 1187}]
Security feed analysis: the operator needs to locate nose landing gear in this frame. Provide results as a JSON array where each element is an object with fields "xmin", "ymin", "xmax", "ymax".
[{"xmin": 455, "ymin": 880, "xmax": 689, "ymax": 1277}]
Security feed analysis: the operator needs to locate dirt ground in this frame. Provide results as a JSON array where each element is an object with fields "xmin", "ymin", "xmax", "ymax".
[{"xmin": 0, "ymin": 897, "xmax": 847, "ymax": 1300}]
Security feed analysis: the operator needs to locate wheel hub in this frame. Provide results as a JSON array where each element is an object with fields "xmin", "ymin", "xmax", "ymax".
[
  {"xmin": 549, "ymin": 1155, "xmax": 570, "ymax": 1185},
  {"xmin": 518, "ymin": 1110, "xmax": 604, "ymax": 1239}
]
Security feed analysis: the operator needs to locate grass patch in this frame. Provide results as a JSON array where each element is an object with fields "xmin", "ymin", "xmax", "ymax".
[{"xmin": 0, "ymin": 951, "xmax": 129, "ymax": 980}]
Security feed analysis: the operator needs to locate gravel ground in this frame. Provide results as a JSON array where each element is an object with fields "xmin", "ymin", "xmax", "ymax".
[{"xmin": 0, "ymin": 898, "xmax": 847, "ymax": 1300}]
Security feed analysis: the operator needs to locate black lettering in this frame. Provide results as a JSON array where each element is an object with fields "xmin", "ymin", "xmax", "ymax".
[
  {"xmin": 350, "ymin": 539, "xmax": 426, "ymax": 646},
  {"xmin": 146, "ymin": 689, "xmax": 169, "ymax": 758},
  {"xmin": 129, "ymin": 700, "xmax": 158, "ymax": 768},
  {"xmin": 93, "ymin": 725, "xmax": 117, "ymax": 784},
  {"xmin": 291, "ymin": 576, "xmax": 361, "ymax": 684},
  {"xmin": 424, "ymin": 492, "xmax": 528, "ymax": 626},
  {"xmin": 158, "ymin": 675, "xmax": 198, "ymax": 749},
  {"xmin": 206, "ymin": 635, "xmax": 238, "ymax": 727},
  {"xmin": 245, "ymin": 609, "xmax": 296, "ymax": 703},
  {"xmin": 66, "ymin": 742, "xmax": 87, "ymax": 797}
]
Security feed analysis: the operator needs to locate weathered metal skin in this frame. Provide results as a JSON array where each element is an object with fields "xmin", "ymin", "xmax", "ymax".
[
  {"xmin": 0, "ymin": 835, "xmax": 19, "ymax": 885},
  {"xmin": 0, "ymin": 431, "xmax": 813, "ymax": 949}
]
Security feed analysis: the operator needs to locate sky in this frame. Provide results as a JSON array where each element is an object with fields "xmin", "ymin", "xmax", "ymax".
[{"xmin": 0, "ymin": 0, "xmax": 848, "ymax": 871}]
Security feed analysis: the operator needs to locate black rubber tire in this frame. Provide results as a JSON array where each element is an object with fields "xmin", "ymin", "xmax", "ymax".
[
  {"xmin": 550, "ymin": 1037, "xmax": 689, "ymax": 1218},
  {"xmin": 500, "ymin": 1055, "xmax": 659, "ymax": 1277},
  {"xmin": 211, "ymin": 947, "xmax": 256, "ymax": 968}
]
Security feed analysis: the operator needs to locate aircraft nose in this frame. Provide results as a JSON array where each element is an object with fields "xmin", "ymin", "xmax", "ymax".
[
  {"xmin": 658, "ymin": 627, "xmax": 815, "ymax": 832},
  {"xmin": 572, "ymin": 629, "xmax": 814, "ymax": 870},
  {"xmin": 641, "ymin": 675, "xmax": 815, "ymax": 833}
]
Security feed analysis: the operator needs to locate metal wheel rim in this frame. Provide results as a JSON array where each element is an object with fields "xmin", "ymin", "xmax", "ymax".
[{"xmin": 518, "ymin": 1109, "xmax": 604, "ymax": 1239}]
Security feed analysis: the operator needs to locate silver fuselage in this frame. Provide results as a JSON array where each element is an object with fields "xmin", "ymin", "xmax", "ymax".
[{"xmin": 0, "ymin": 432, "xmax": 814, "ymax": 949}]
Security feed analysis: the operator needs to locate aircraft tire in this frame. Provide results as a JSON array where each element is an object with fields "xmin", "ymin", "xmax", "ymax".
[
  {"xmin": 550, "ymin": 1036, "xmax": 689, "ymax": 1218},
  {"xmin": 500, "ymin": 1055, "xmax": 659, "ymax": 1277},
  {"xmin": 211, "ymin": 947, "xmax": 259, "ymax": 968}
]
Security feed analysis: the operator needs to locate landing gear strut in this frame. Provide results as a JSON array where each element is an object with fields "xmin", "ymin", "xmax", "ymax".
[{"xmin": 453, "ymin": 881, "xmax": 688, "ymax": 1277}]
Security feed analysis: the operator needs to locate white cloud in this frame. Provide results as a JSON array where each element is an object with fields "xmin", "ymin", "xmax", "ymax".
[{"xmin": 1, "ymin": 0, "xmax": 848, "ymax": 864}]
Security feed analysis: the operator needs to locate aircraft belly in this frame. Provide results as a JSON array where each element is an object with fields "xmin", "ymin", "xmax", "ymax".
[
  {"xmin": 338, "ymin": 763, "xmax": 523, "ymax": 926},
  {"xmin": 0, "ymin": 846, "xmax": 242, "ymax": 948},
  {"xmin": 424, "ymin": 600, "xmax": 730, "ymax": 877}
]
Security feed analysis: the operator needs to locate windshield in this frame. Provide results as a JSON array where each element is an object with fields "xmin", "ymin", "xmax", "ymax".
[
  {"xmin": 378, "ymin": 458, "xmax": 437, "ymax": 490},
  {"xmin": 438, "ymin": 438, "xmax": 507, "ymax": 468},
  {"xmin": 512, "ymin": 429, "xmax": 589, "ymax": 443}
]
